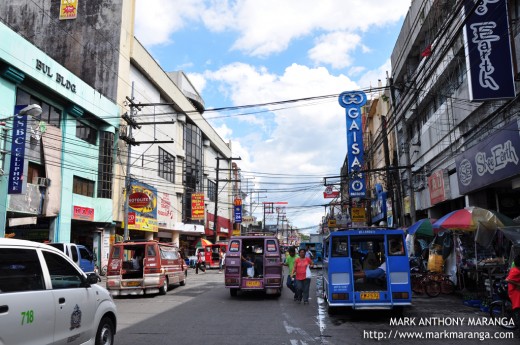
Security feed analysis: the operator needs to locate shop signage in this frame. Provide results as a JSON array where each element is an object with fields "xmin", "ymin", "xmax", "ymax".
[
  {"xmin": 157, "ymin": 192, "xmax": 176, "ymax": 229},
  {"xmin": 328, "ymin": 219, "xmax": 337, "ymax": 227},
  {"xmin": 428, "ymin": 169, "xmax": 450, "ymax": 205},
  {"xmin": 456, "ymin": 120, "xmax": 520, "ymax": 194},
  {"xmin": 126, "ymin": 180, "xmax": 157, "ymax": 232},
  {"xmin": 234, "ymin": 205, "xmax": 242, "ymax": 223},
  {"xmin": 128, "ymin": 212, "xmax": 135, "ymax": 225},
  {"xmin": 351, "ymin": 207, "xmax": 366, "ymax": 223},
  {"xmin": 128, "ymin": 192, "xmax": 150, "ymax": 209},
  {"xmin": 463, "ymin": 0, "xmax": 515, "ymax": 101},
  {"xmin": 371, "ymin": 183, "xmax": 387, "ymax": 223},
  {"xmin": 8, "ymin": 105, "xmax": 29, "ymax": 194},
  {"xmin": 72, "ymin": 205, "xmax": 94, "ymax": 221},
  {"xmin": 35, "ymin": 59, "xmax": 77, "ymax": 93},
  {"xmin": 59, "ymin": 0, "xmax": 78, "ymax": 20},
  {"xmin": 323, "ymin": 186, "xmax": 340, "ymax": 198},
  {"xmin": 339, "ymin": 91, "xmax": 367, "ymax": 198},
  {"xmin": 191, "ymin": 193, "xmax": 205, "ymax": 220}
]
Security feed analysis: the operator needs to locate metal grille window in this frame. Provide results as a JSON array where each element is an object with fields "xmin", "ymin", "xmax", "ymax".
[
  {"xmin": 97, "ymin": 131, "xmax": 114, "ymax": 198},
  {"xmin": 16, "ymin": 89, "xmax": 61, "ymax": 128},
  {"xmin": 76, "ymin": 120, "xmax": 97, "ymax": 144},
  {"xmin": 73, "ymin": 176, "xmax": 95, "ymax": 197},
  {"xmin": 207, "ymin": 180, "xmax": 216, "ymax": 202},
  {"xmin": 159, "ymin": 147, "xmax": 175, "ymax": 183}
]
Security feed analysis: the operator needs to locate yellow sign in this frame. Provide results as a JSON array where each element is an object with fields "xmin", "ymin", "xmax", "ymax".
[
  {"xmin": 232, "ymin": 229, "xmax": 241, "ymax": 236},
  {"xmin": 59, "ymin": 0, "xmax": 78, "ymax": 20},
  {"xmin": 191, "ymin": 193, "xmax": 205, "ymax": 220},
  {"xmin": 351, "ymin": 207, "xmax": 366, "ymax": 222},
  {"xmin": 328, "ymin": 219, "xmax": 337, "ymax": 227}
]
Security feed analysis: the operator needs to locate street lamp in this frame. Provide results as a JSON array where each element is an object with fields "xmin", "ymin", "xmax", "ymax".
[{"xmin": 18, "ymin": 104, "xmax": 43, "ymax": 117}]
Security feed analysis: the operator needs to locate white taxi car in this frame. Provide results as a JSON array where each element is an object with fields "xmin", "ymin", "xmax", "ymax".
[{"xmin": 0, "ymin": 238, "xmax": 117, "ymax": 345}]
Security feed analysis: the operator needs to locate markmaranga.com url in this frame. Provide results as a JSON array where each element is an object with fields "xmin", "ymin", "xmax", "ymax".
[{"xmin": 363, "ymin": 329, "xmax": 515, "ymax": 341}]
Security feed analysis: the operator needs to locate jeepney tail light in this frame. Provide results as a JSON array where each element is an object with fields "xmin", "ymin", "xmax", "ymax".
[
  {"xmin": 392, "ymin": 292, "xmax": 409, "ymax": 299},
  {"xmin": 225, "ymin": 278, "xmax": 239, "ymax": 285},
  {"xmin": 267, "ymin": 278, "xmax": 280, "ymax": 284},
  {"xmin": 332, "ymin": 293, "xmax": 348, "ymax": 300},
  {"xmin": 146, "ymin": 267, "xmax": 161, "ymax": 274}
]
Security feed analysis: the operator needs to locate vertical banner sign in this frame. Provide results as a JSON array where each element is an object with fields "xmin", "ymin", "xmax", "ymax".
[
  {"xmin": 59, "ymin": 0, "xmax": 78, "ymax": 20},
  {"xmin": 463, "ymin": 0, "xmax": 515, "ymax": 101},
  {"xmin": 339, "ymin": 91, "xmax": 367, "ymax": 198},
  {"xmin": 191, "ymin": 193, "xmax": 205, "ymax": 220},
  {"xmin": 234, "ymin": 198, "xmax": 242, "ymax": 223},
  {"xmin": 8, "ymin": 105, "xmax": 29, "ymax": 194}
]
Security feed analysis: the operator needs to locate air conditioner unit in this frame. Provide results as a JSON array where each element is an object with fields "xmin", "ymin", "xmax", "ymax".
[{"xmin": 34, "ymin": 177, "xmax": 51, "ymax": 187}]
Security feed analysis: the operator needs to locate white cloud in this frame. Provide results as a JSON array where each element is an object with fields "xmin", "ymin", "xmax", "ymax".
[
  {"xmin": 308, "ymin": 32, "xmax": 362, "ymax": 69},
  {"xmin": 357, "ymin": 59, "xmax": 392, "ymax": 91},
  {"xmin": 134, "ymin": 0, "xmax": 204, "ymax": 46},
  {"xmin": 135, "ymin": 0, "xmax": 411, "ymax": 56},
  {"xmin": 185, "ymin": 72, "xmax": 207, "ymax": 94}
]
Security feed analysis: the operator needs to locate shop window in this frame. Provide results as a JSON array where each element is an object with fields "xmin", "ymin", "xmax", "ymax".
[
  {"xmin": 76, "ymin": 120, "xmax": 97, "ymax": 145},
  {"xmin": 73, "ymin": 176, "xmax": 95, "ymax": 197},
  {"xmin": 158, "ymin": 147, "xmax": 175, "ymax": 183},
  {"xmin": 27, "ymin": 162, "xmax": 45, "ymax": 185},
  {"xmin": 207, "ymin": 180, "xmax": 216, "ymax": 202},
  {"xmin": 16, "ymin": 89, "xmax": 61, "ymax": 128},
  {"xmin": 97, "ymin": 131, "xmax": 114, "ymax": 199}
]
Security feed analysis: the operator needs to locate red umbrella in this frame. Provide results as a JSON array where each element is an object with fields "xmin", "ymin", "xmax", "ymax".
[{"xmin": 432, "ymin": 207, "xmax": 502, "ymax": 233}]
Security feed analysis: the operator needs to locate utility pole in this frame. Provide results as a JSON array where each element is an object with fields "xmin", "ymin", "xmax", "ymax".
[
  {"xmin": 213, "ymin": 156, "xmax": 241, "ymax": 242},
  {"xmin": 121, "ymin": 83, "xmax": 140, "ymax": 241},
  {"xmin": 120, "ymin": 83, "xmax": 176, "ymax": 241}
]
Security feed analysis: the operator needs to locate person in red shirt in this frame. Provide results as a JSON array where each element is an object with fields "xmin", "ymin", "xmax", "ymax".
[
  {"xmin": 506, "ymin": 254, "xmax": 520, "ymax": 330},
  {"xmin": 291, "ymin": 248, "xmax": 314, "ymax": 304}
]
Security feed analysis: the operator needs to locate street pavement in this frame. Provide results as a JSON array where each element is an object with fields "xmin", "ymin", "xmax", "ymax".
[{"xmin": 102, "ymin": 268, "xmax": 519, "ymax": 344}]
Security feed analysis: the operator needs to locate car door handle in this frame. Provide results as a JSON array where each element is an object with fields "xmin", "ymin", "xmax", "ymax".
[
  {"xmin": 59, "ymin": 297, "xmax": 66, "ymax": 304},
  {"xmin": 0, "ymin": 305, "xmax": 8, "ymax": 313}
]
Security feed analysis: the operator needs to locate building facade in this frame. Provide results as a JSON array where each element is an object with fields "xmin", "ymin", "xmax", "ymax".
[
  {"xmin": 0, "ymin": 21, "xmax": 119, "ymax": 265},
  {"xmin": 390, "ymin": 0, "xmax": 520, "ymax": 223},
  {"xmin": 0, "ymin": 0, "xmax": 236, "ymax": 261}
]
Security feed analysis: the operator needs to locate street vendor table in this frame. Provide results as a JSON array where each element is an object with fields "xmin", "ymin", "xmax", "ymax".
[{"xmin": 477, "ymin": 262, "xmax": 507, "ymax": 298}]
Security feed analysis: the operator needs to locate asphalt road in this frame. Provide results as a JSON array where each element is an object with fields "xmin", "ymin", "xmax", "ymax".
[{"xmin": 109, "ymin": 268, "xmax": 519, "ymax": 345}]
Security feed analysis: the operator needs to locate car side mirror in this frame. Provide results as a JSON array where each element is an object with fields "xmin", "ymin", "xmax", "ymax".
[{"xmin": 86, "ymin": 272, "xmax": 100, "ymax": 285}]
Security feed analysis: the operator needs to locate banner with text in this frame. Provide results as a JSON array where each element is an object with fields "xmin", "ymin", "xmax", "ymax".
[{"xmin": 339, "ymin": 91, "xmax": 367, "ymax": 198}]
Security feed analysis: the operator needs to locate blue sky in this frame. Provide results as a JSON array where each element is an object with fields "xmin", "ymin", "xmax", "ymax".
[{"xmin": 134, "ymin": 0, "xmax": 411, "ymax": 232}]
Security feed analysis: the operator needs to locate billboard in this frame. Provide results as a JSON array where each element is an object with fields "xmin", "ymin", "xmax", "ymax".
[
  {"xmin": 126, "ymin": 180, "xmax": 158, "ymax": 232},
  {"xmin": 339, "ymin": 91, "xmax": 367, "ymax": 198},
  {"xmin": 463, "ymin": 0, "xmax": 515, "ymax": 101},
  {"xmin": 191, "ymin": 193, "xmax": 205, "ymax": 220},
  {"xmin": 456, "ymin": 120, "xmax": 520, "ymax": 194}
]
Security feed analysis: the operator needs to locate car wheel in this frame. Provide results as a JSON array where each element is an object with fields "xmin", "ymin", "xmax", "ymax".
[
  {"xmin": 95, "ymin": 316, "xmax": 114, "ymax": 345},
  {"xmin": 159, "ymin": 277, "xmax": 168, "ymax": 295},
  {"xmin": 180, "ymin": 273, "xmax": 186, "ymax": 286}
]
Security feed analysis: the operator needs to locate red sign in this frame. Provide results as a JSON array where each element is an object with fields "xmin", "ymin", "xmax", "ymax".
[
  {"xmin": 191, "ymin": 193, "xmax": 205, "ymax": 220},
  {"xmin": 72, "ymin": 206, "xmax": 94, "ymax": 221},
  {"xmin": 128, "ymin": 212, "xmax": 136, "ymax": 225},
  {"xmin": 128, "ymin": 192, "xmax": 150, "ymax": 209},
  {"xmin": 428, "ymin": 170, "xmax": 447, "ymax": 205},
  {"xmin": 234, "ymin": 198, "xmax": 242, "ymax": 206},
  {"xmin": 323, "ymin": 186, "xmax": 340, "ymax": 199}
]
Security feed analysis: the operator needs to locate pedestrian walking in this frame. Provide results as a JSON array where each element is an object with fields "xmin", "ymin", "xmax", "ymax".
[
  {"xmin": 283, "ymin": 247, "xmax": 297, "ymax": 299},
  {"xmin": 292, "ymin": 248, "xmax": 313, "ymax": 304},
  {"xmin": 196, "ymin": 249, "xmax": 205, "ymax": 274},
  {"xmin": 305, "ymin": 245, "xmax": 314, "ymax": 260},
  {"xmin": 506, "ymin": 254, "xmax": 520, "ymax": 333},
  {"xmin": 219, "ymin": 247, "xmax": 226, "ymax": 273}
]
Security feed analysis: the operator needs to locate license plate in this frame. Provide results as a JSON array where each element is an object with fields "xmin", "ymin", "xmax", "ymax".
[
  {"xmin": 245, "ymin": 281, "xmax": 261, "ymax": 287},
  {"xmin": 360, "ymin": 292, "xmax": 379, "ymax": 300},
  {"xmin": 127, "ymin": 281, "xmax": 141, "ymax": 287}
]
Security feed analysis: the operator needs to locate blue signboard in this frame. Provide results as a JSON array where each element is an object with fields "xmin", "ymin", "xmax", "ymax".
[
  {"xmin": 234, "ymin": 205, "xmax": 242, "ymax": 223},
  {"xmin": 456, "ymin": 120, "xmax": 520, "ymax": 194},
  {"xmin": 371, "ymin": 184, "xmax": 387, "ymax": 223},
  {"xmin": 8, "ymin": 105, "xmax": 29, "ymax": 194},
  {"xmin": 463, "ymin": 0, "xmax": 515, "ymax": 101},
  {"xmin": 339, "ymin": 91, "xmax": 367, "ymax": 198}
]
